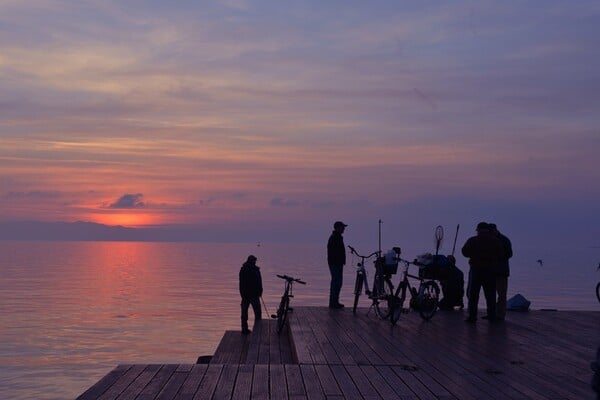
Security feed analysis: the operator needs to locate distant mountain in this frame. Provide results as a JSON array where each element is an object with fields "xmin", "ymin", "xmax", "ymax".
[
  {"xmin": 0, "ymin": 221, "xmax": 139, "ymax": 241},
  {"xmin": 0, "ymin": 220, "xmax": 278, "ymax": 242},
  {"xmin": 0, "ymin": 220, "xmax": 320, "ymax": 243}
]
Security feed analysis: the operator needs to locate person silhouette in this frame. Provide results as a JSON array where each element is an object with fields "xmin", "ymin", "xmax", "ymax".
[
  {"xmin": 462, "ymin": 222, "xmax": 504, "ymax": 323},
  {"xmin": 327, "ymin": 221, "xmax": 347, "ymax": 309},
  {"xmin": 239, "ymin": 255, "xmax": 263, "ymax": 334}
]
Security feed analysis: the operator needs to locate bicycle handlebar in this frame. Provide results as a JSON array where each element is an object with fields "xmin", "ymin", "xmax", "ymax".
[
  {"xmin": 347, "ymin": 245, "xmax": 379, "ymax": 259},
  {"xmin": 276, "ymin": 274, "xmax": 306, "ymax": 284}
]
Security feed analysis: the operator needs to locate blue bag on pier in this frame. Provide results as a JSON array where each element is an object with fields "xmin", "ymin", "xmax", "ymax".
[{"xmin": 506, "ymin": 294, "xmax": 530, "ymax": 311}]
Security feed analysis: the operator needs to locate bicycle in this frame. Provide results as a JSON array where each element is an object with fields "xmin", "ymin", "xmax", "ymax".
[
  {"xmin": 271, "ymin": 274, "xmax": 306, "ymax": 333},
  {"xmin": 348, "ymin": 245, "xmax": 394, "ymax": 319},
  {"xmin": 389, "ymin": 256, "xmax": 441, "ymax": 325}
]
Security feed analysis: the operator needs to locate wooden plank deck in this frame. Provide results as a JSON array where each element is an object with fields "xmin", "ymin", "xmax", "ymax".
[
  {"xmin": 211, "ymin": 320, "xmax": 295, "ymax": 364},
  {"xmin": 77, "ymin": 307, "xmax": 600, "ymax": 399}
]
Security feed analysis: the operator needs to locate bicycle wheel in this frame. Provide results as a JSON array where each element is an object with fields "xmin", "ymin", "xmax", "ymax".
[
  {"xmin": 391, "ymin": 281, "xmax": 409, "ymax": 325},
  {"xmin": 389, "ymin": 294, "xmax": 403, "ymax": 325},
  {"xmin": 276, "ymin": 296, "xmax": 289, "ymax": 333},
  {"xmin": 353, "ymin": 272, "xmax": 364, "ymax": 314},
  {"xmin": 374, "ymin": 278, "xmax": 394, "ymax": 320},
  {"xmin": 596, "ymin": 282, "xmax": 600, "ymax": 304},
  {"xmin": 418, "ymin": 281, "xmax": 440, "ymax": 321}
]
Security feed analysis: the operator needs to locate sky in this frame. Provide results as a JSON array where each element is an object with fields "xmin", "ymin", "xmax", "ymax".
[{"xmin": 1, "ymin": 0, "xmax": 599, "ymax": 247}]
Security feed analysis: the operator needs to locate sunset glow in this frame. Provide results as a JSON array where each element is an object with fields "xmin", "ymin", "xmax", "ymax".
[
  {"xmin": 93, "ymin": 212, "xmax": 159, "ymax": 228},
  {"xmin": 1, "ymin": 1, "xmax": 599, "ymax": 245}
]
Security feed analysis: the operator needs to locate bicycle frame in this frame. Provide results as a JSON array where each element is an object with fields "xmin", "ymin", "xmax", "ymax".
[
  {"xmin": 390, "ymin": 259, "xmax": 440, "ymax": 324},
  {"xmin": 349, "ymin": 246, "xmax": 378, "ymax": 313},
  {"xmin": 348, "ymin": 245, "xmax": 394, "ymax": 318},
  {"xmin": 394, "ymin": 261, "xmax": 420, "ymax": 303},
  {"xmin": 272, "ymin": 274, "xmax": 305, "ymax": 333},
  {"xmin": 355, "ymin": 256, "xmax": 372, "ymax": 295}
]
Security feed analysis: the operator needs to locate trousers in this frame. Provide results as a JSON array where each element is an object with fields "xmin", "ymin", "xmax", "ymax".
[
  {"xmin": 241, "ymin": 297, "xmax": 261, "ymax": 330},
  {"xmin": 328, "ymin": 264, "xmax": 343, "ymax": 306},
  {"xmin": 467, "ymin": 268, "xmax": 496, "ymax": 320},
  {"xmin": 496, "ymin": 276, "xmax": 508, "ymax": 319}
]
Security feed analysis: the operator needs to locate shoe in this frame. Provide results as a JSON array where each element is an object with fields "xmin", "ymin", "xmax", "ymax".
[
  {"xmin": 329, "ymin": 303, "xmax": 344, "ymax": 309},
  {"xmin": 241, "ymin": 329, "xmax": 251, "ymax": 334},
  {"xmin": 336, "ymin": 303, "xmax": 345, "ymax": 308},
  {"xmin": 464, "ymin": 317, "xmax": 477, "ymax": 323},
  {"xmin": 482, "ymin": 315, "xmax": 489, "ymax": 320}
]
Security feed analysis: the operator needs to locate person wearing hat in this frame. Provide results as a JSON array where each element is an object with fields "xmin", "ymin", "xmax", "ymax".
[
  {"xmin": 461, "ymin": 222, "xmax": 504, "ymax": 323},
  {"xmin": 239, "ymin": 255, "xmax": 263, "ymax": 334},
  {"xmin": 488, "ymin": 223, "xmax": 513, "ymax": 321},
  {"xmin": 327, "ymin": 221, "xmax": 347, "ymax": 309}
]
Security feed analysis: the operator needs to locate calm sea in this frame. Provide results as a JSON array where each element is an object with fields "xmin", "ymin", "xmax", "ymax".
[{"xmin": 0, "ymin": 240, "xmax": 598, "ymax": 399}]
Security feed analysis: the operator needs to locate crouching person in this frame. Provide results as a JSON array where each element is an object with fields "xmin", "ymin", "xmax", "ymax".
[{"xmin": 239, "ymin": 255, "xmax": 263, "ymax": 334}]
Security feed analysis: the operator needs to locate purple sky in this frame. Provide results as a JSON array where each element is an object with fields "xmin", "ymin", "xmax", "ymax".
[{"xmin": 1, "ymin": 1, "xmax": 599, "ymax": 248}]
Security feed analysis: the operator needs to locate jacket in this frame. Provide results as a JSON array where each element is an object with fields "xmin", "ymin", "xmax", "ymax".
[
  {"xmin": 461, "ymin": 233, "xmax": 504, "ymax": 271},
  {"xmin": 327, "ymin": 230, "xmax": 346, "ymax": 266},
  {"xmin": 239, "ymin": 261, "xmax": 263, "ymax": 299}
]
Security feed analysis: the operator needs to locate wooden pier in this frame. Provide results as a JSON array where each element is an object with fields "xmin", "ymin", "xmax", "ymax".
[{"xmin": 77, "ymin": 307, "xmax": 600, "ymax": 399}]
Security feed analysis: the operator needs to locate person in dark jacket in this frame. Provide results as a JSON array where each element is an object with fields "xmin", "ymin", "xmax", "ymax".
[
  {"xmin": 239, "ymin": 255, "xmax": 263, "ymax": 334},
  {"xmin": 462, "ymin": 222, "xmax": 504, "ymax": 323},
  {"xmin": 489, "ymin": 223, "xmax": 513, "ymax": 321},
  {"xmin": 438, "ymin": 255, "xmax": 465, "ymax": 310},
  {"xmin": 327, "ymin": 221, "xmax": 347, "ymax": 309}
]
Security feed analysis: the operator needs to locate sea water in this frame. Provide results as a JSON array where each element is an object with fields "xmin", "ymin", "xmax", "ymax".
[{"xmin": 0, "ymin": 240, "xmax": 598, "ymax": 399}]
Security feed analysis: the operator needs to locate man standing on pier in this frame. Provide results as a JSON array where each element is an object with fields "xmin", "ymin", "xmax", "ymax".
[
  {"xmin": 462, "ymin": 222, "xmax": 504, "ymax": 323},
  {"xmin": 327, "ymin": 221, "xmax": 347, "ymax": 309},
  {"xmin": 239, "ymin": 255, "xmax": 263, "ymax": 334}
]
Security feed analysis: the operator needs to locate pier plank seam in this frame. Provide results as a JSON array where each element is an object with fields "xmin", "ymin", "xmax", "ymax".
[
  {"xmin": 193, "ymin": 363, "xmax": 223, "ymax": 400},
  {"xmin": 173, "ymin": 364, "xmax": 209, "ymax": 400},
  {"xmin": 76, "ymin": 364, "xmax": 132, "ymax": 400},
  {"xmin": 135, "ymin": 365, "xmax": 180, "ymax": 400},
  {"xmin": 289, "ymin": 307, "xmax": 327, "ymax": 364},
  {"xmin": 231, "ymin": 364, "xmax": 253, "ymax": 400},
  {"xmin": 298, "ymin": 364, "xmax": 326, "ymax": 400},
  {"xmin": 114, "ymin": 364, "xmax": 162, "ymax": 400},
  {"xmin": 97, "ymin": 364, "xmax": 147, "ymax": 400}
]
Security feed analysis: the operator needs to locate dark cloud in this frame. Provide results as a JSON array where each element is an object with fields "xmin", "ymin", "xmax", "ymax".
[{"xmin": 109, "ymin": 193, "xmax": 145, "ymax": 208}]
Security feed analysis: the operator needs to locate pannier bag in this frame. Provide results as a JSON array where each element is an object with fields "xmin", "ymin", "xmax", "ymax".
[
  {"xmin": 415, "ymin": 253, "xmax": 450, "ymax": 280},
  {"xmin": 378, "ymin": 249, "xmax": 399, "ymax": 275}
]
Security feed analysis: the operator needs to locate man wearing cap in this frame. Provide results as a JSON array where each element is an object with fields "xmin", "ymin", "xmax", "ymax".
[
  {"xmin": 327, "ymin": 221, "xmax": 347, "ymax": 309},
  {"xmin": 489, "ymin": 223, "xmax": 513, "ymax": 321},
  {"xmin": 461, "ymin": 222, "xmax": 504, "ymax": 323},
  {"xmin": 239, "ymin": 255, "xmax": 263, "ymax": 334}
]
